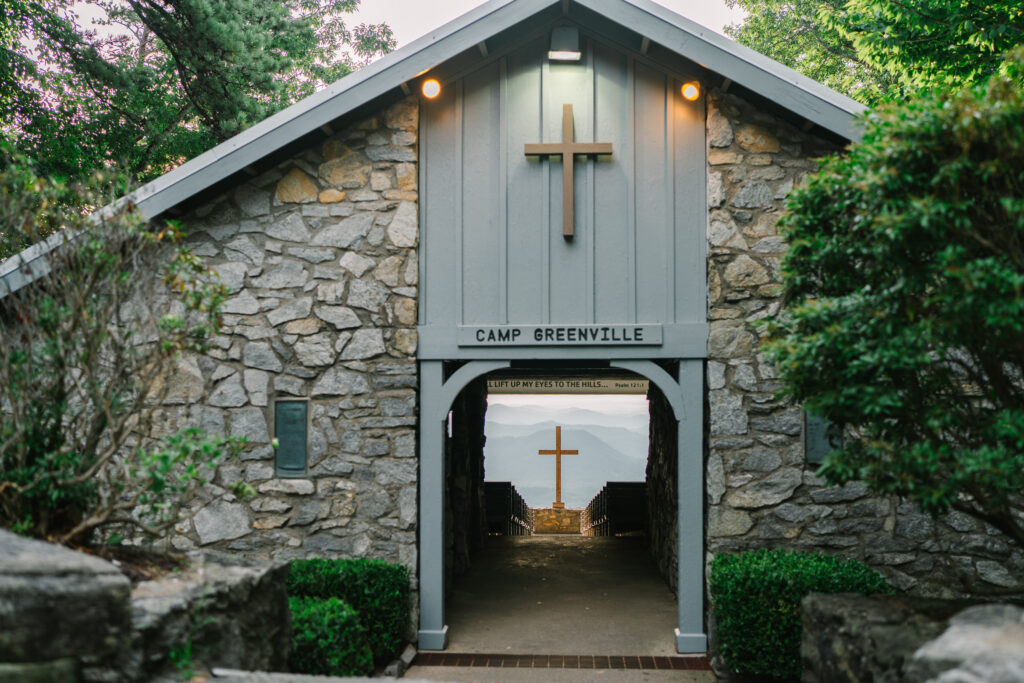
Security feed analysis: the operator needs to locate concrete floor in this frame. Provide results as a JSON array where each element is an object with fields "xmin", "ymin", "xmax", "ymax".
[
  {"xmin": 442, "ymin": 535, "xmax": 686, "ymax": 656},
  {"xmin": 405, "ymin": 536, "xmax": 714, "ymax": 681}
]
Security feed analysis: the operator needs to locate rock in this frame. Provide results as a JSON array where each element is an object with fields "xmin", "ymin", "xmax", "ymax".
[
  {"xmin": 708, "ymin": 172, "xmax": 725, "ymax": 208},
  {"xmin": 230, "ymin": 406, "xmax": 270, "ymax": 442},
  {"xmin": 312, "ymin": 367, "xmax": 370, "ymax": 396},
  {"xmin": 158, "ymin": 355, "xmax": 205, "ymax": 405},
  {"xmin": 319, "ymin": 147, "xmax": 372, "ymax": 186},
  {"xmin": 122, "ymin": 555, "xmax": 290, "ymax": 680},
  {"xmin": 374, "ymin": 255, "xmax": 404, "ymax": 287},
  {"xmin": 388, "ymin": 201, "xmax": 418, "ymax": 247},
  {"xmin": 243, "ymin": 369, "xmax": 269, "ymax": 407},
  {"xmin": 348, "ymin": 279, "xmax": 390, "ymax": 311},
  {"xmin": 194, "ymin": 500, "xmax": 252, "ymax": 544},
  {"xmin": 975, "ymin": 561, "xmax": 1019, "ymax": 588},
  {"xmin": 738, "ymin": 447, "xmax": 781, "ymax": 472},
  {"xmin": 358, "ymin": 491, "xmax": 393, "ymax": 519},
  {"xmin": 222, "ymin": 291, "xmax": 260, "ymax": 315},
  {"xmin": 708, "ymin": 320, "xmax": 755, "ymax": 358},
  {"xmin": 275, "ymin": 168, "xmax": 319, "ymax": 204},
  {"xmin": 908, "ymin": 604, "xmax": 1024, "ymax": 682},
  {"xmin": 341, "ymin": 329, "xmax": 386, "ymax": 360},
  {"xmin": 810, "ymin": 481, "xmax": 868, "ymax": 503},
  {"xmin": 724, "ymin": 255, "xmax": 771, "ymax": 288},
  {"xmin": 339, "ymin": 252, "xmax": 376, "ymax": 277},
  {"xmin": 732, "ymin": 181, "xmax": 775, "ymax": 209},
  {"xmin": 366, "ymin": 145, "xmax": 417, "ymax": 162},
  {"xmin": 235, "ymin": 184, "xmax": 270, "ymax": 217},
  {"xmin": 265, "ymin": 212, "xmax": 312, "ymax": 243},
  {"xmin": 266, "ymin": 297, "xmax": 313, "ymax": 326},
  {"xmin": 288, "ymin": 247, "xmax": 335, "ymax": 263},
  {"xmin": 0, "ymin": 530, "xmax": 130, "ymax": 663},
  {"xmin": 315, "ymin": 305, "xmax": 361, "ymax": 329},
  {"xmin": 316, "ymin": 281, "xmax": 346, "ymax": 304},
  {"xmin": 251, "ymin": 261, "xmax": 307, "ymax": 289},
  {"xmin": 393, "ymin": 297, "xmax": 417, "ymax": 325},
  {"xmin": 385, "ymin": 97, "xmax": 418, "ymax": 131},
  {"xmin": 727, "ymin": 468, "xmax": 802, "ymax": 508},
  {"xmin": 396, "ymin": 162, "xmax": 417, "ymax": 191},
  {"xmin": 213, "ymin": 262, "xmax": 248, "ymax": 293},
  {"xmin": 283, "ymin": 317, "xmax": 321, "ymax": 335},
  {"xmin": 294, "ymin": 332, "xmax": 336, "ymax": 367},
  {"xmin": 318, "ymin": 189, "xmax": 346, "ymax": 203},
  {"xmin": 258, "ymin": 479, "xmax": 315, "ymax": 495},
  {"xmin": 311, "ymin": 213, "xmax": 376, "ymax": 248},
  {"xmin": 223, "ymin": 235, "xmax": 265, "ymax": 266},
  {"xmin": 749, "ymin": 408, "xmax": 802, "ymax": 436},
  {"xmin": 243, "ymin": 342, "xmax": 283, "ymax": 373},
  {"xmin": 710, "ymin": 389, "xmax": 748, "ymax": 435},
  {"xmin": 708, "ymin": 507, "xmax": 753, "ymax": 536},
  {"xmin": 210, "ymin": 373, "xmax": 248, "ymax": 407},
  {"xmin": 708, "ymin": 104, "xmax": 734, "ymax": 147},
  {"xmin": 736, "ymin": 124, "xmax": 780, "ymax": 153},
  {"xmin": 801, "ymin": 594, "xmax": 1002, "ymax": 683}
]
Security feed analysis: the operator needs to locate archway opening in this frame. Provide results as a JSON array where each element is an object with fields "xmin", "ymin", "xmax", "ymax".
[{"xmin": 439, "ymin": 366, "xmax": 683, "ymax": 656}]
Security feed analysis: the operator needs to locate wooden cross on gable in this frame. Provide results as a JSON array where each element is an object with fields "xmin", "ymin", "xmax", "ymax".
[{"xmin": 525, "ymin": 104, "xmax": 613, "ymax": 239}]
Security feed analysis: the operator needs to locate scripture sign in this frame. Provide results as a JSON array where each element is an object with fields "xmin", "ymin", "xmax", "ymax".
[
  {"xmin": 458, "ymin": 324, "xmax": 662, "ymax": 347},
  {"xmin": 488, "ymin": 377, "xmax": 649, "ymax": 394}
]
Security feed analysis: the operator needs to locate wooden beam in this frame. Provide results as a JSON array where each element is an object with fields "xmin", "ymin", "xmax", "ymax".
[
  {"xmin": 640, "ymin": 36, "xmax": 650, "ymax": 55},
  {"xmin": 319, "ymin": 123, "xmax": 334, "ymax": 136},
  {"xmin": 477, "ymin": 40, "xmax": 488, "ymax": 57},
  {"xmin": 561, "ymin": 0, "xmax": 570, "ymax": 15},
  {"xmin": 400, "ymin": 82, "xmax": 412, "ymax": 96},
  {"xmin": 802, "ymin": 119, "xmax": 816, "ymax": 132},
  {"xmin": 242, "ymin": 166, "xmax": 258, "ymax": 177},
  {"xmin": 720, "ymin": 78, "xmax": 732, "ymax": 93}
]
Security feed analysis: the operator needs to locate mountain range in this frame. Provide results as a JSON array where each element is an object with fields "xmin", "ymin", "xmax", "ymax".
[{"xmin": 483, "ymin": 418, "xmax": 649, "ymax": 509}]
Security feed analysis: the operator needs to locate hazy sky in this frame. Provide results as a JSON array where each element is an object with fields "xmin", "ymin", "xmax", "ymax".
[{"xmin": 350, "ymin": 0, "xmax": 745, "ymax": 48}]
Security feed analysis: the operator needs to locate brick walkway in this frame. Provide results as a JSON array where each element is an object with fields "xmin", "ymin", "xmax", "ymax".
[{"xmin": 414, "ymin": 652, "xmax": 712, "ymax": 670}]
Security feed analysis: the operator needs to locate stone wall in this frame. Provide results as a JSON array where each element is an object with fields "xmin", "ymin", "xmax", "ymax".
[
  {"xmin": 704, "ymin": 88, "xmax": 1024, "ymax": 595},
  {"xmin": 646, "ymin": 386, "xmax": 678, "ymax": 592},
  {"xmin": 157, "ymin": 97, "xmax": 420, "ymax": 579}
]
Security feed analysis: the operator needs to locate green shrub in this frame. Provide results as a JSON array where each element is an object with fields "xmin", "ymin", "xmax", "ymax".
[
  {"xmin": 289, "ymin": 596, "xmax": 373, "ymax": 677},
  {"xmin": 288, "ymin": 558, "xmax": 410, "ymax": 663},
  {"xmin": 709, "ymin": 548, "xmax": 891, "ymax": 680}
]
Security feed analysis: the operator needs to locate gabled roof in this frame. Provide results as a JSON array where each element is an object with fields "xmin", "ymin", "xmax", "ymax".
[{"xmin": 1, "ymin": 0, "xmax": 866, "ymax": 298}]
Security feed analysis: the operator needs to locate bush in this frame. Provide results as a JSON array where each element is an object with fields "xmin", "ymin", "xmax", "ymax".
[
  {"xmin": 288, "ymin": 558, "xmax": 410, "ymax": 663},
  {"xmin": 709, "ymin": 548, "xmax": 891, "ymax": 680},
  {"xmin": 289, "ymin": 596, "xmax": 373, "ymax": 677}
]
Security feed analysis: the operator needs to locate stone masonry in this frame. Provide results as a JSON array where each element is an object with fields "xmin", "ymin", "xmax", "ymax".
[
  {"xmin": 704, "ymin": 88, "xmax": 1024, "ymax": 595},
  {"xmin": 152, "ymin": 97, "xmax": 420, "ymax": 585}
]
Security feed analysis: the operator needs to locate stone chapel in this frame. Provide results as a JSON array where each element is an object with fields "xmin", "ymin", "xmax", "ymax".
[{"xmin": 2, "ymin": 0, "xmax": 1019, "ymax": 656}]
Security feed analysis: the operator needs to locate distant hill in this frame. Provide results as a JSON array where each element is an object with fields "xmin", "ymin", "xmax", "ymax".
[
  {"xmin": 484, "ymin": 424, "xmax": 647, "ymax": 509},
  {"xmin": 485, "ymin": 402, "xmax": 648, "ymax": 433}
]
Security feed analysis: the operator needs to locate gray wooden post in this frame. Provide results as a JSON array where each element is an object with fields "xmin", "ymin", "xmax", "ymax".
[
  {"xmin": 675, "ymin": 359, "xmax": 707, "ymax": 653},
  {"xmin": 418, "ymin": 360, "xmax": 448, "ymax": 650}
]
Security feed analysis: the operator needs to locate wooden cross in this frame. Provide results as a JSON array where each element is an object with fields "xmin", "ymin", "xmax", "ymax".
[
  {"xmin": 524, "ymin": 104, "xmax": 613, "ymax": 239},
  {"xmin": 538, "ymin": 425, "xmax": 578, "ymax": 509}
]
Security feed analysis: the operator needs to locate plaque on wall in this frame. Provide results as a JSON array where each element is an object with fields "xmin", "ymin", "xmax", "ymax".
[{"xmin": 275, "ymin": 400, "xmax": 308, "ymax": 476}]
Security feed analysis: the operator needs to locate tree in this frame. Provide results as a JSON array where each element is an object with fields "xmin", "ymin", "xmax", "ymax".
[
  {"xmin": 0, "ymin": 145, "xmax": 248, "ymax": 544},
  {"xmin": 724, "ymin": 0, "xmax": 899, "ymax": 105},
  {"xmin": 2, "ymin": 0, "xmax": 394, "ymax": 185},
  {"xmin": 725, "ymin": 0, "xmax": 1024, "ymax": 102},
  {"xmin": 765, "ymin": 49, "xmax": 1024, "ymax": 551}
]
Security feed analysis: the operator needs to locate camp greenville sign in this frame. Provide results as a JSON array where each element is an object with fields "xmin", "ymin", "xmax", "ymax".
[{"xmin": 457, "ymin": 324, "xmax": 662, "ymax": 347}]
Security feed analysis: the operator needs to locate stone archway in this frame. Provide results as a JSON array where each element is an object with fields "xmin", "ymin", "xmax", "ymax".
[{"xmin": 417, "ymin": 359, "xmax": 705, "ymax": 654}]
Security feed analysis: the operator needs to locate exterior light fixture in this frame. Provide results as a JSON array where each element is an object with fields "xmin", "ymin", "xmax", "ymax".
[
  {"xmin": 548, "ymin": 26, "xmax": 581, "ymax": 61},
  {"xmin": 682, "ymin": 82, "xmax": 700, "ymax": 101},
  {"xmin": 422, "ymin": 79, "xmax": 442, "ymax": 99}
]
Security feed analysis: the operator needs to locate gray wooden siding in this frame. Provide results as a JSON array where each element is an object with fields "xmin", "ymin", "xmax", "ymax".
[{"xmin": 419, "ymin": 31, "xmax": 708, "ymax": 360}]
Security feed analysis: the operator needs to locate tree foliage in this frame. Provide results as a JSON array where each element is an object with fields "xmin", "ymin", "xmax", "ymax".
[
  {"xmin": 726, "ymin": 0, "xmax": 1024, "ymax": 102},
  {"xmin": 0, "ymin": 146, "xmax": 249, "ymax": 544},
  {"xmin": 2, "ymin": 0, "xmax": 394, "ymax": 184},
  {"xmin": 765, "ymin": 50, "xmax": 1024, "ymax": 551}
]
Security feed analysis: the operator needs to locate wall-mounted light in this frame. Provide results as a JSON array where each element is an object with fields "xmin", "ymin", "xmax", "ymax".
[
  {"xmin": 422, "ymin": 79, "xmax": 442, "ymax": 99},
  {"xmin": 681, "ymin": 82, "xmax": 701, "ymax": 101},
  {"xmin": 548, "ymin": 26, "xmax": 581, "ymax": 61}
]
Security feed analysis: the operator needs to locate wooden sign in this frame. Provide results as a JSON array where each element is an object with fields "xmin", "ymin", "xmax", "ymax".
[
  {"xmin": 487, "ymin": 377, "xmax": 649, "ymax": 394},
  {"xmin": 458, "ymin": 324, "xmax": 662, "ymax": 347}
]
